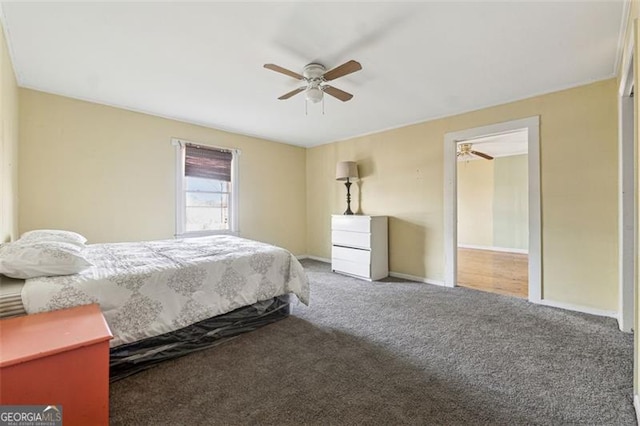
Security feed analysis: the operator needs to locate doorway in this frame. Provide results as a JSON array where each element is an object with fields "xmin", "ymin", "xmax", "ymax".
[
  {"xmin": 455, "ymin": 131, "xmax": 529, "ymax": 298},
  {"xmin": 444, "ymin": 117, "xmax": 541, "ymax": 303}
]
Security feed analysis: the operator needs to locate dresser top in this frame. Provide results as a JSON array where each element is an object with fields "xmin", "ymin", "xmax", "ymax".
[
  {"xmin": 332, "ymin": 214, "xmax": 386, "ymax": 218},
  {"xmin": 0, "ymin": 304, "xmax": 112, "ymax": 367}
]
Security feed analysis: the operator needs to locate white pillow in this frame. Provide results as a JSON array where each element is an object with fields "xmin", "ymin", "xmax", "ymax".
[
  {"xmin": 20, "ymin": 229, "xmax": 88, "ymax": 247},
  {"xmin": 0, "ymin": 241, "xmax": 92, "ymax": 279}
]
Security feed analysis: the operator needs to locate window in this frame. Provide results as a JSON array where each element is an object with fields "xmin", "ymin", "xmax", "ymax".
[{"xmin": 175, "ymin": 139, "xmax": 239, "ymax": 237}]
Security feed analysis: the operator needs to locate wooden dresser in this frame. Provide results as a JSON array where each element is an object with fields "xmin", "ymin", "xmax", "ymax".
[
  {"xmin": 0, "ymin": 304, "xmax": 113, "ymax": 426},
  {"xmin": 331, "ymin": 215, "xmax": 388, "ymax": 281}
]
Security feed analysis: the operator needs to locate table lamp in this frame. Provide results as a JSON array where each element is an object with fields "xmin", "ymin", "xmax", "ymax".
[{"xmin": 335, "ymin": 161, "xmax": 359, "ymax": 215}]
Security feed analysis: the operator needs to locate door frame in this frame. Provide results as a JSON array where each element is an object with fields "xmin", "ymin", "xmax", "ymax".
[
  {"xmin": 444, "ymin": 116, "xmax": 541, "ymax": 302},
  {"xmin": 618, "ymin": 45, "xmax": 635, "ymax": 333}
]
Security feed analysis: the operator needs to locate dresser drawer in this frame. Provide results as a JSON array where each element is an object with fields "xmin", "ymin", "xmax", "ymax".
[
  {"xmin": 332, "ymin": 230, "xmax": 371, "ymax": 249},
  {"xmin": 332, "ymin": 215, "xmax": 371, "ymax": 233},
  {"xmin": 332, "ymin": 245, "xmax": 371, "ymax": 264},
  {"xmin": 332, "ymin": 258, "xmax": 370, "ymax": 278}
]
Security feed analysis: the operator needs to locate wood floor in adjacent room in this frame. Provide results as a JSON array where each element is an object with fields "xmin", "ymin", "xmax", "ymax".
[{"xmin": 457, "ymin": 247, "xmax": 528, "ymax": 298}]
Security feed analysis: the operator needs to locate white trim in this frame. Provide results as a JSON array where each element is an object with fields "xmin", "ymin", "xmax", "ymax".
[
  {"xmin": 15, "ymin": 76, "xmax": 616, "ymax": 150},
  {"xmin": 444, "ymin": 117, "xmax": 542, "ymax": 303},
  {"xmin": 618, "ymin": 45, "xmax": 635, "ymax": 333},
  {"xmin": 389, "ymin": 271, "xmax": 445, "ymax": 287},
  {"xmin": 444, "ymin": 130, "xmax": 458, "ymax": 289},
  {"xmin": 457, "ymin": 244, "xmax": 528, "ymax": 255},
  {"xmin": 174, "ymin": 140, "xmax": 186, "ymax": 237},
  {"xmin": 536, "ymin": 299, "xmax": 618, "ymax": 319},
  {"xmin": 300, "ymin": 255, "xmax": 331, "ymax": 263},
  {"xmin": 297, "ymin": 256, "xmax": 447, "ymax": 287},
  {"xmin": 176, "ymin": 230, "xmax": 239, "ymax": 239},
  {"xmin": 230, "ymin": 144, "xmax": 240, "ymax": 233},
  {"xmin": 619, "ymin": 22, "xmax": 636, "ymax": 96},
  {"xmin": 0, "ymin": 3, "xmax": 22, "ymax": 86},
  {"xmin": 634, "ymin": 394, "xmax": 640, "ymax": 424},
  {"xmin": 614, "ymin": 0, "xmax": 632, "ymax": 76},
  {"xmin": 20, "ymin": 84, "xmax": 296, "ymax": 147},
  {"xmin": 171, "ymin": 137, "xmax": 242, "ymax": 157},
  {"xmin": 311, "ymin": 77, "xmax": 614, "ymax": 148}
]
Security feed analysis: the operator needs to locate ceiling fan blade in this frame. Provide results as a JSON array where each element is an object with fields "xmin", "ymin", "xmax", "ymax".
[
  {"xmin": 278, "ymin": 87, "xmax": 305, "ymax": 100},
  {"xmin": 264, "ymin": 64, "xmax": 304, "ymax": 80},
  {"xmin": 323, "ymin": 60, "xmax": 362, "ymax": 81},
  {"xmin": 471, "ymin": 150, "xmax": 494, "ymax": 160},
  {"xmin": 323, "ymin": 85, "xmax": 354, "ymax": 102}
]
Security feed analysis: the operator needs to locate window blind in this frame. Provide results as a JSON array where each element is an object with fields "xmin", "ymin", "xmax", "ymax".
[{"xmin": 184, "ymin": 144, "xmax": 233, "ymax": 181}]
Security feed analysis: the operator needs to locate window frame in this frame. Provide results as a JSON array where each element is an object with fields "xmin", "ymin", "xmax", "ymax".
[{"xmin": 172, "ymin": 138, "xmax": 240, "ymax": 238}]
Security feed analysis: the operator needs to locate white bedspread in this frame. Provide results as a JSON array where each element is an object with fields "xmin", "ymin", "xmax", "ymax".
[{"xmin": 21, "ymin": 235, "xmax": 309, "ymax": 347}]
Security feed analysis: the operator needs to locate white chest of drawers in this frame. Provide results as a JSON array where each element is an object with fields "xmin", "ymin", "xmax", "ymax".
[{"xmin": 331, "ymin": 215, "xmax": 388, "ymax": 281}]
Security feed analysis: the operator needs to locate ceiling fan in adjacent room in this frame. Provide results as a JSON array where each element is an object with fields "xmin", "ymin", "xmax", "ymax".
[
  {"xmin": 456, "ymin": 143, "xmax": 494, "ymax": 160},
  {"xmin": 263, "ymin": 60, "xmax": 362, "ymax": 103}
]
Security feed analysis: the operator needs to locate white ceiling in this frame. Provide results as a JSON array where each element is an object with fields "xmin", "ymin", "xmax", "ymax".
[{"xmin": 0, "ymin": 1, "xmax": 625, "ymax": 147}]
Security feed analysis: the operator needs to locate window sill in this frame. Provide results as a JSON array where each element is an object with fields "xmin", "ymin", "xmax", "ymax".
[{"xmin": 175, "ymin": 230, "xmax": 239, "ymax": 239}]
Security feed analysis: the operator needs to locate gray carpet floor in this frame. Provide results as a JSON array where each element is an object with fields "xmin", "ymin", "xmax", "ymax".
[{"xmin": 110, "ymin": 259, "xmax": 635, "ymax": 425}]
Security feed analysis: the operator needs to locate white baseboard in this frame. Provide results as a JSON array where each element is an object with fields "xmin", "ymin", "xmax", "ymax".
[
  {"xmin": 297, "ymin": 255, "xmax": 331, "ymax": 263},
  {"xmin": 389, "ymin": 271, "xmax": 445, "ymax": 287},
  {"xmin": 458, "ymin": 244, "xmax": 528, "ymax": 254},
  {"xmin": 536, "ymin": 299, "xmax": 618, "ymax": 319},
  {"xmin": 616, "ymin": 312, "xmax": 633, "ymax": 333},
  {"xmin": 298, "ymin": 256, "xmax": 445, "ymax": 286},
  {"xmin": 634, "ymin": 394, "xmax": 640, "ymax": 424},
  {"xmin": 298, "ymin": 256, "xmax": 620, "ymax": 321}
]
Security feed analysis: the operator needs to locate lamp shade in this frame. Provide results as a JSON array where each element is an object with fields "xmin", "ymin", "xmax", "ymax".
[{"xmin": 336, "ymin": 161, "xmax": 358, "ymax": 181}]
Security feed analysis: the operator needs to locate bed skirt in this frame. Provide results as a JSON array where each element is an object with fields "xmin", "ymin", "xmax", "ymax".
[{"xmin": 109, "ymin": 295, "xmax": 290, "ymax": 381}]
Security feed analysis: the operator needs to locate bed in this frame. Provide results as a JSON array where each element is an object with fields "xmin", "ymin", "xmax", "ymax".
[{"xmin": 12, "ymin": 235, "xmax": 309, "ymax": 380}]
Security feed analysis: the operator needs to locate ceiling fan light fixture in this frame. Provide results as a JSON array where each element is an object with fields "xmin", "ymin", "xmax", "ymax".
[
  {"xmin": 456, "ymin": 142, "xmax": 494, "ymax": 161},
  {"xmin": 264, "ymin": 60, "xmax": 361, "ymax": 105},
  {"xmin": 305, "ymin": 86, "xmax": 323, "ymax": 103}
]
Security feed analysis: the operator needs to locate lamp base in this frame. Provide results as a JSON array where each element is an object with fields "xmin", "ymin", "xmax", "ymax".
[{"xmin": 343, "ymin": 180, "xmax": 354, "ymax": 215}]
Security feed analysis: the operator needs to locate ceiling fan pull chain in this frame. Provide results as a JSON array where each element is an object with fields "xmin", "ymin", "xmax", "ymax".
[
  {"xmin": 305, "ymin": 99, "xmax": 308, "ymax": 116},
  {"xmin": 322, "ymin": 97, "xmax": 325, "ymax": 115}
]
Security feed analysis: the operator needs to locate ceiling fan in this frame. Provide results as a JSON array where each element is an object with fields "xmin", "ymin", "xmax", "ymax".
[
  {"xmin": 263, "ymin": 60, "xmax": 362, "ymax": 103},
  {"xmin": 457, "ymin": 143, "xmax": 494, "ymax": 160}
]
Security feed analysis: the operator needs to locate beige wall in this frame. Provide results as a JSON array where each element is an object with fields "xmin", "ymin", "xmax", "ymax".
[
  {"xmin": 18, "ymin": 89, "xmax": 307, "ymax": 255},
  {"xmin": 12, "ymin": 47, "xmax": 620, "ymax": 314},
  {"xmin": 493, "ymin": 154, "xmax": 528, "ymax": 250},
  {"xmin": 457, "ymin": 159, "xmax": 494, "ymax": 247},
  {"xmin": 0, "ymin": 24, "xmax": 19, "ymax": 243},
  {"xmin": 457, "ymin": 155, "xmax": 528, "ymax": 251},
  {"xmin": 307, "ymin": 78, "xmax": 618, "ymax": 311}
]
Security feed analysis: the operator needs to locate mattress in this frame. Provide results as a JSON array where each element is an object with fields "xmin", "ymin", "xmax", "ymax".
[{"xmin": 0, "ymin": 276, "xmax": 26, "ymax": 318}]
